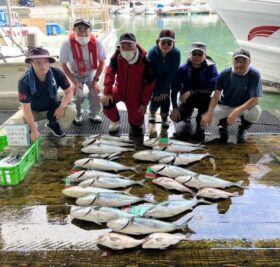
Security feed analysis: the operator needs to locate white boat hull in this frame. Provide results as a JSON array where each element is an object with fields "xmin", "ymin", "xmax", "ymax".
[{"xmin": 208, "ymin": 0, "xmax": 280, "ymax": 83}]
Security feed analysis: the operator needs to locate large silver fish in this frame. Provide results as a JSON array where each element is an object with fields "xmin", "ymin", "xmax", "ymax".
[
  {"xmin": 132, "ymin": 150, "xmax": 176, "ymax": 162},
  {"xmin": 153, "ymin": 144, "xmax": 203, "ymax": 153},
  {"xmin": 142, "ymin": 233, "xmax": 189, "ymax": 249},
  {"xmin": 107, "ymin": 217, "xmax": 190, "ymax": 235},
  {"xmin": 159, "ymin": 153, "xmax": 210, "ymax": 166},
  {"xmin": 66, "ymin": 170, "xmax": 130, "ymax": 183},
  {"xmin": 152, "ymin": 177, "xmax": 195, "ymax": 195},
  {"xmin": 97, "ymin": 232, "xmax": 144, "ymax": 250},
  {"xmin": 76, "ymin": 192, "xmax": 156, "ymax": 207},
  {"xmin": 74, "ymin": 158, "xmax": 137, "ymax": 173},
  {"xmin": 196, "ymin": 188, "xmax": 239, "ymax": 199},
  {"xmin": 62, "ymin": 186, "xmax": 127, "ymax": 198},
  {"xmin": 79, "ymin": 177, "xmax": 145, "ymax": 189},
  {"xmin": 144, "ymin": 138, "xmax": 202, "ymax": 148},
  {"xmin": 175, "ymin": 174, "xmax": 244, "ymax": 189},
  {"xmin": 70, "ymin": 206, "xmax": 135, "ymax": 225},
  {"xmin": 150, "ymin": 164, "xmax": 196, "ymax": 178},
  {"xmin": 143, "ymin": 197, "xmax": 211, "ymax": 218},
  {"xmin": 89, "ymin": 134, "xmax": 133, "ymax": 143},
  {"xmin": 82, "ymin": 138, "xmax": 135, "ymax": 147},
  {"xmin": 81, "ymin": 144, "xmax": 134, "ymax": 154}
]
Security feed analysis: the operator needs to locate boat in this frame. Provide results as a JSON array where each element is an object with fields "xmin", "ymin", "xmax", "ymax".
[
  {"xmin": 157, "ymin": 4, "xmax": 191, "ymax": 16},
  {"xmin": 208, "ymin": 0, "xmax": 280, "ymax": 84},
  {"xmin": 189, "ymin": 0, "xmax": 213, "ymax": 14},
  {"xmin": 0, "ymin": 2, "xmax": 117, "ymax": 110}
]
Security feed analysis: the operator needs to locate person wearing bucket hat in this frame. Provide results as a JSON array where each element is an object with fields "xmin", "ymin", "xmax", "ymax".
[
  {"xmin": 60, "ymin": 18, "xmax": 106, "ymax": 125},
  {"xmin": 101, "ymin": 32, "xmax": 156, "ymax": 138},
  {"xmin": 8, "ymin": 47, "xmax": 77, "ymax": 141},
  {"xmin": 201, "ymin": 48, "xmax": 263, "ymax": 143},
  {"xmin": 170, "ymin": 42, "xmax": 219, "ymax": 141},
  {"xmin": 147, "ymin": 29, "xmax": 181, "ymax": 137}
]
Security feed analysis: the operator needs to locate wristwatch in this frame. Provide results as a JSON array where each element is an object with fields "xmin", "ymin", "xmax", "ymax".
[{"xmin": 93, "ymin": 76, "xmax": 99, "ymax": 82}]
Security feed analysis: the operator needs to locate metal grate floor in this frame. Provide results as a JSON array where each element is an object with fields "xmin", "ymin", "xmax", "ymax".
[{"xmin": 0, "ymin": 109, "xmax": 279, "ymax": 136}]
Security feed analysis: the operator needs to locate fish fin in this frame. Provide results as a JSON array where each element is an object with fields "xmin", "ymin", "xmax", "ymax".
[
  {"xmin": 234, "ymin": 181, "xmax": 245, "ymax": 188},
  {"xmin": 136, "ymin": 179, "xmax": 146, "ymax": 187},
  {"xmin": 143, "ymin": 193, "xmax": 157, "ymax": 204},
  {"xmin": 109, "ymin": 156, "xmax": 120, "ymax": 161},
  {"xmin": 130, "ymin": 167, "xmax": 140, "ymax": 173},
  {"xmin": 123, "ymin": 187, "xmax": 132, "ymax": 195}
]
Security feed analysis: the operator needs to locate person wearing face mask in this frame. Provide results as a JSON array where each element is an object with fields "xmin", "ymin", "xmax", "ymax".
[
  {"xmin": 170, "ymin": 42, "xmax": 219, "ymax": 141},
  {"xmin": 201, "ymin": 48, "xmax": 263, "ymax": 143},
  {"xmin": 147, "ymin": 29, "xmax": 181, "ymax": 136},
  {"xmin": 60, "ymin": 18, "xmax": 106, "ymax": 125},
  {"xmin": 101, "ymin": 33, "xmax": 156, "ymax": 137}
]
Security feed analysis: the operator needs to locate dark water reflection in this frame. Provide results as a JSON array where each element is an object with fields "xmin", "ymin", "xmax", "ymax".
[{"xmin": 0, "ymin": 135, "xmax": 280, "ymax": 250}]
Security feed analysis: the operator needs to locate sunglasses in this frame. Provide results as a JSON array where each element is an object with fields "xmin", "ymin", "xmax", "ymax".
[
  {"xmin": 160, "ymin": 40, "xmax": 173, "ymax": 46},
  {"xmin": 192, "ymin": 51, "xmax": 204, "ymax": 57}
]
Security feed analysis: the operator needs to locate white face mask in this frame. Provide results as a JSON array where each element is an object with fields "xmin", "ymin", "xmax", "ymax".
[
  {"xmin": 75, "ymin": 36, "xmax": 90, "ymax": 46},
  {"xmin": 120, "ymin": 51, "xmax": 135, "ymax": 61}
]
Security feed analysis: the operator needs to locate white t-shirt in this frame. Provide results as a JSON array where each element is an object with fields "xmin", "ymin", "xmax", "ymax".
[{"xmin": 60, "ymin": 37, "xmax": 106, "ymax": 75}]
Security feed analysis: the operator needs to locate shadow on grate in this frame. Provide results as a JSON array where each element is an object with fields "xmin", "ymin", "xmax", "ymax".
[
  {"xmin": 0, "ymin": 110, "xmax": 279, "ymax": 136},
  {"xmin": 39, "ymin": 110, "xmax": 146, "ymax": 137},
  {"xmin": 173, "ymin": 110, "xmax": 280, "ymax": 135}
]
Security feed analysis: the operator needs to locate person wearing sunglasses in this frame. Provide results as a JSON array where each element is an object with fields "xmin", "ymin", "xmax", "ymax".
[
  {"xmin": 147, "ymin": 29, "xmax": 181, "ymax": 136},
  {"xmin": 170, "ymin": 42, "xmax": 219, "ymax": 141},
  {"xmin": 201, "ymin": 48, "xmax": 263, "ymax": 143}
]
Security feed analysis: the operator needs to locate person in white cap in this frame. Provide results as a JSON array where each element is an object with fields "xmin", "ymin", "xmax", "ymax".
[
  {"xmin": 8, "ymin": 47, "xmax": 76, "ymax": 141},
  {"xmin": 147, "ymin": 29, "xmax": 181, "ymax": 136},
  {"xmin": 201, "ymin": 48, "xmax": 263, "ymax": 143},
  {"xmin": 60, "ymin": 18, "xmax": 106, "ymax": 125},
  {"xmin": 171, "ymin": 42, "xmax": 219, "ymax": 141}
]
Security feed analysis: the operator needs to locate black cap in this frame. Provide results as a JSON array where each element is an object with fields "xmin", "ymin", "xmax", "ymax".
[
  {"xmin": 73, "ymin": 18, "xmax": 91, "ymax": 29},
  {"xmin": 190, "ymin": 42, "xmax": 207, "ymax": 53},
  {"xmin": 232, "ymin": 48, "xmax": 251, "ymax": 59},
  {"xmin": 25, "ymin": 47, "xmax": 56, "ymax": 64},
  {"xmin": 158, "ymin": 29, "xmax": 175, "ymax": 41},
  {"xmin": 119, "ymin": 33, "xmax": 137, "ymax": 44}
]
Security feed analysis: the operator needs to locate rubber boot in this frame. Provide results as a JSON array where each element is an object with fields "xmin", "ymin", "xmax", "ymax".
[
  {"xmin": 218, "ymin": 118, "xmax": 228, "ymax": 143},
  {"xmin": 194, "ymin": 115, "xmax": 205, "ymax": 141},
  {"xmin": 237, "ymin": 117, "xmax": 252, "ymax": 143}
]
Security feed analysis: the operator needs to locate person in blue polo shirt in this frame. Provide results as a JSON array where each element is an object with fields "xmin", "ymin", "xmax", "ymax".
[{"xmin": 201, "ymin": 48, "xmax": 263, "ymax": 143}]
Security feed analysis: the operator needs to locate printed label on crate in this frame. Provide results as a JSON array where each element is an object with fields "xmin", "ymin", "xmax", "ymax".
[
  {"xmin": 159, "ymin": 138, "xmax": 169, "ymax": 147},
  {"xmin": 5, "ymin": 124, "xmax": 30, "ymax": 146},
  {"xmin": 145, "ymin": 167, "xmax": 157, "ymax": 178}
]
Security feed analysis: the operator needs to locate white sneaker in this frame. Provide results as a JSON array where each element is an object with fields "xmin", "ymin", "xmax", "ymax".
[
  {"xmin": 89, "ymin": 114, "xmax": 103, "ymax": 123},
  {"xmin": 109, "ymin": 121, "xmax": 120, "ymax": 133}
]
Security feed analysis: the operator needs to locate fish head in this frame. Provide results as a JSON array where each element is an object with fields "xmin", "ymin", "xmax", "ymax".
[
  {"xmin": 107, "ymin": 218, "xmax": 130, "ymax": 231},
  {"xmin": 78, "ymin": 178, "xmax": 95, "ymax": 187},
  {"xmin": 132, "ymin": 151, "xmax": 147, "ymax": 159},
  {"xmin": 67, "ymin": 171, "xmax": 86, "ymax": 181},
  {"xmin": 70, "ymin": 206, "xmax": 92, "ymax": 218},
  {"xmin": 74, "ymin": 158, "xmax": 91, "ymax": 167},
  {"xmin": 144, "ymin": 138, "xmax": 159, "ymax": 147},
  {"xmin": 75, "ymin": 194, "xmax": 97, "ymax": 206},
  {"xmin": 82, "ymin": 139, "xmax": 97, "ymax": 147},
  {"xmin": 150, "ymin": 164, "xmax": 166, "ymax": 174}
]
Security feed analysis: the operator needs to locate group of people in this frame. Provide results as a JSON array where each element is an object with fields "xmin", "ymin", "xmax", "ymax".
[{"xmin": 9, "ymin": 18, "xmax": 263, "ymax": 144}]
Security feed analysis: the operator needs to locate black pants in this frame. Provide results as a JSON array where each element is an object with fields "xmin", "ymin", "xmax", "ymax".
[
  {"xmin": 177, "ymin": 94, "xmax": 211, "ymax": 125},
  {"xmin": 46, "ymin": 101, "xmax": 61, "ymax": 124}
]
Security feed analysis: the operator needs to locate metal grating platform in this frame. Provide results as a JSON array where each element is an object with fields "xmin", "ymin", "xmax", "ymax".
[{"xmin": 0, "ymin": 109, "xmax": 279, "ymax": 136}]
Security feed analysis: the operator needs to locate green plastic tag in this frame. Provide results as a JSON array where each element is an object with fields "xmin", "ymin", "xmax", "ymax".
[
  {"xmin": 64, "ymin": 177, "xmax": 75, "ymax": 187},
  {"xmin": 159, "ymin": 138, "xmax": 169, "ymax": 147},
  {"xmin": 123, "ymin": 205, "xmax": 152, "ymax": 216},
  {"xmin": 145, "ymin": 167, "xmax": 157, "ymax": 178},
  {"xmin": 72, "ymin": 166, "xmax": 83, "ymax": 172}
]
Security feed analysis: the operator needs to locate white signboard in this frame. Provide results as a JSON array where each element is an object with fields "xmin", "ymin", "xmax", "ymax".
[{"xmin": 5, "ymin": 124, "xmax": 31, "ymax": 146}]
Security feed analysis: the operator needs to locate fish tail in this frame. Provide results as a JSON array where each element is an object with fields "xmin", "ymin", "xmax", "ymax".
[
  {"xmin": 130, "ymin": 167, "xmax": 140, "ymax": 173},
  {"xmin": 144, "ymin": 194, "xmax": 157, "ymax": 204},
  {"xmin": 136, "ymin": 179, "xmax": 146, "ymax": 187},
  {"xmin": 234, "ymin": 181, "xmax": 245, "ymax": 188}
]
